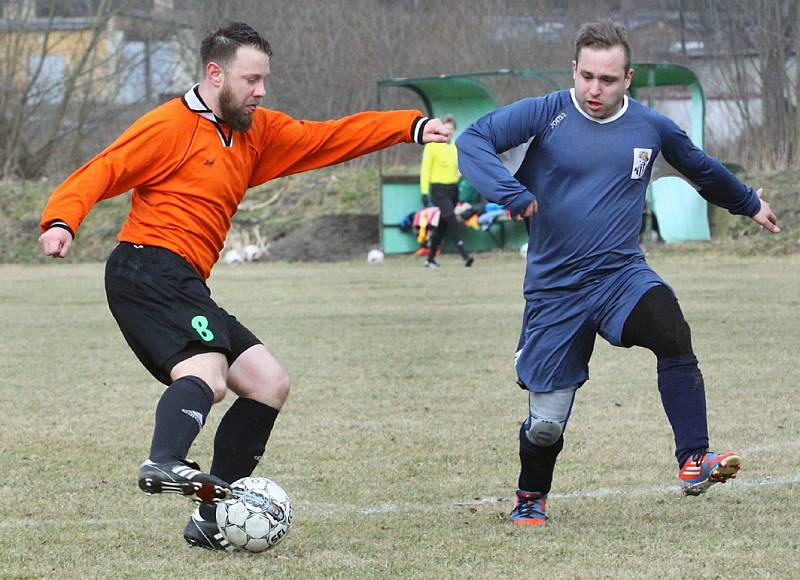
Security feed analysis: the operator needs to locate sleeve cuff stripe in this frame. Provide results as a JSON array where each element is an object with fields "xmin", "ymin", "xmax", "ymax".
[
  {"xmin": 48, "ymin": 221, "xmax": 75, "ymax": 238},
  {"xmin": 412, "ymin": 116, "xmax": 430, "ymax": 144}
]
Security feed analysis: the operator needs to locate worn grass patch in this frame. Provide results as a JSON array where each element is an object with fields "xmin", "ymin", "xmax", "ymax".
[{"xmin": 1, "ymin": 254, "xmax": 798, "ymax": 577}]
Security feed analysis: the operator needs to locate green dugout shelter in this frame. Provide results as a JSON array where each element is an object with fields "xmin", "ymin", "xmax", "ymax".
[
  {"xmin": 628, "ymin": 64, "xmax": 710, "ymax": 243},
  {"xmin": 377, "ymin": 63, "xmax": 710, "ymax": 254}
]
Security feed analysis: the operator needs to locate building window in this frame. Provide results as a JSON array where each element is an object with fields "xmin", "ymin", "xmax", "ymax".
[{"xmin": 27, "ymin": 53, "xmax": 64, "ymax": 103}]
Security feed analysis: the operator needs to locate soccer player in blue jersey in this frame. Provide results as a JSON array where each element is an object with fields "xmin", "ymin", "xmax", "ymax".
[{"xmin": 456, "ymin": 20, "xmax": 780, "ymax": 526}]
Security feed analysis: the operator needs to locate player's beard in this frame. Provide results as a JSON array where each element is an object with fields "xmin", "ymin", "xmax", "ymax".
[{"xmin": 219, "ymin": 84, "xmax": 255, "ymax": 132}]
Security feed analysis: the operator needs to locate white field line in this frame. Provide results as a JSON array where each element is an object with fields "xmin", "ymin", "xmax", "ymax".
[
  {"xmin": 357, "ymin": 437, "xmax": 800, "ymax": 515},
  {"xmin": 740, "ymin": 437, "xmax": 800, "ymax": 454},
  {"xmin": 363, "ymin": 472, "xmax": 800, "ymax": 514},
  {"xmin": 2, "ymin": 472, "xmax": 798, "ymax": 529},
  {"xmin": 2, "ymin": 440, "xmax": 798, "ymax": 528}
]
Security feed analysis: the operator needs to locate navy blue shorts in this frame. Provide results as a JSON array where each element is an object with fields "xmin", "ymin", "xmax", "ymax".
[
  {"xmin": 105, "ymin": 243, "xmax": 262, "ymax": 385},
  {"xmin": 514, "ymin": 259, "xmax": 669, "ymax": 392}
]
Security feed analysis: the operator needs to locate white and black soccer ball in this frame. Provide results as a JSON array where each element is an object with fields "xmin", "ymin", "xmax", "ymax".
[
  {"xmin": 366, "ymin": 249, "xmax": 384, "ymax": 264},
  {"xmin": 216, "ymin": 477, "xmax": 293, "ymax": 553}
]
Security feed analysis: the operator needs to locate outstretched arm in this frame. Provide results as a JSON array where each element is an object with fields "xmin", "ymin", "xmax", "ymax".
[
  {"xmin": 751, "ymin": 188, "xmax": 780, "ymax": 233},
  {"xmin": 658, "ymin": 115, "xmax": 764, "ymax": 219},
  {"xmin": 250, "ymin": 110, "xmax": 438, "ymax": 185}
]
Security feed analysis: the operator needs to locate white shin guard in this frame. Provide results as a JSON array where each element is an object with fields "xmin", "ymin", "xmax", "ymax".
[{"xmin": 524, "ymin": 386, "xmax": 578, "ymax": 447}]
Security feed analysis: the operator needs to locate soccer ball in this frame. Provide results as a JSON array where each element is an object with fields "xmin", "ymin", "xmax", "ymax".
[
  {"xmin": 242, "ymin": 244, "xmax": 263, "ymax": 262},
  {"xmin": 216, "ymin": 477, "xmax": 293, "ymax": 552},
  {"xmin": 223, "ymin": 249, "xmax": 244, "ymax": 265},
  {"xmin": 366, "ymin": 249, "xmax": 384, "ymax": 264}
]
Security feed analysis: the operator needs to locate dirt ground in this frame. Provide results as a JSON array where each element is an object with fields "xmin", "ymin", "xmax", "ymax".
[{"xmin": 263, "ymin": 213, "xmax": 381, "ymax": 262}]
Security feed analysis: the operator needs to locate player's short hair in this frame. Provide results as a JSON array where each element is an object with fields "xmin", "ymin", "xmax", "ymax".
[
  {"xmin": 201, "ymin": 21, "xmax": 273, "ymax": 69},
  {"xmin": 574, "ymin": 20, "xmax": 631, "ymax": 71},
  {"xmin": 442, "ymin": 114, "xmax": 457, "ymax": 128}
]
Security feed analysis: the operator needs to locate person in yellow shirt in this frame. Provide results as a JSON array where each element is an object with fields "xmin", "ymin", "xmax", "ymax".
[{"xmin": 420, "ymin": 115, "xmax": 474, "ymax": 268}]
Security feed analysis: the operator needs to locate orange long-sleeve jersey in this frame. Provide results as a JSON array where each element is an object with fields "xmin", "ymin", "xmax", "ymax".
[{"xmin": 41, "ymin": 86, "xmax": 428, "ymax": 279}]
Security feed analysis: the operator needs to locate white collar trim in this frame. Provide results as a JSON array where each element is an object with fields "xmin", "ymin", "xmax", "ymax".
[
  {"xmin": 184, "ymin": 84, "xmax": 218, "ymax": 124},
  {"xmin": 183, "ymin": 84, "xmax": 233, "ymax": 148},
  {"xmin": 570, "ymin": 88, "xmax": 628, "ymax": 124}
]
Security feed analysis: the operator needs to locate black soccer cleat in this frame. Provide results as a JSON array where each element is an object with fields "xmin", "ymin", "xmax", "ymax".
[
  {"xmin": 184, "ymin": 510, "xmax": 235, "ymax": 552},
  {"xmin": 137, "ymin": 459, "xmax": 232, "ymax": 504}
]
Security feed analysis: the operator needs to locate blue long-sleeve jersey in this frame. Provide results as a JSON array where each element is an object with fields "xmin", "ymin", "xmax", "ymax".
[{"xmin": 457, "ymin": 89, "xmax": 760, "ymax": 295}]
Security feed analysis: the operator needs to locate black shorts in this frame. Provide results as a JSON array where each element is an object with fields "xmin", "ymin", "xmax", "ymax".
[
  {"xmin": 104, "ymin": 243, "xmax": 262, "ymax": 385},
  {"xmin": 430, "ymin": 183, "xmax": 459, "ymax": 218}
]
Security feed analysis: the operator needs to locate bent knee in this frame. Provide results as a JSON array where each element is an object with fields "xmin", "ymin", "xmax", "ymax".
[
  {"xmin": 237, "ymin": 367, "xmax": 291, "ymax": 408},
  {"xmin": 170, "ymin": 352, "xmax": 229, "ymax": 403},
  {"xmin": 525, "ymin": 420, "xmax": 563, "ymax": 447},
  {"xmin": 655, "ymin": 320, "xmax": 693, "ymax": 359},
  {"xmin": 194, "ymin": 366, "xmax": 229, "ymax": 403},
  {"xmin": 670, "ymin": 320, "xmax": 693, "ymax": 353},
  {"xmin": 170, "ymin": 372, "xmax": 228, "ymax": 403},
  {"xmin": 198, "ymin": 374, "xmax": 228, "ymax": 403},
  {"xmin": 270, "ymin": 367, "xmax": 291, "ymax": 402},
  {"xmin": 172, "ymin": 373, "xmax": 228, "ymax": 403},
  {"xmin": 525, "ymin": 386, "xmax": 577, "ymax": 447}
]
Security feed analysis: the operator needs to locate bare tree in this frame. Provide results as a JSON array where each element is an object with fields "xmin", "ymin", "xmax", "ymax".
[
  {"xmin": 796, "ymin": 1, "xmax": 800, "ymax": 164},
  {"xmin": 0, "ymin": 0, "xmax": 192, "ymax": 179},
  {"xmin": 694, "ymin": 0, "xmax": 797, "ymax": 169},
  {"xmin": 755, "ymin": 0, "xmax": 794, "ymax": 167},
  {"xmin": 2, "ymin": 0, "xmax": 795, "ymax": 178}
]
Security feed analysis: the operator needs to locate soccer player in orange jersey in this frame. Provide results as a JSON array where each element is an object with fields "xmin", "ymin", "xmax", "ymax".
[{"xmin": 39, "ymin": 21, "xmax": 451, "ymax": 551}]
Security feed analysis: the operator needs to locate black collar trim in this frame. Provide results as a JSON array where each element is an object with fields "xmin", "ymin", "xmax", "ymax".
[{"xmin": 182, "ymin": 84, "xmax": 233, "ymax": 148}]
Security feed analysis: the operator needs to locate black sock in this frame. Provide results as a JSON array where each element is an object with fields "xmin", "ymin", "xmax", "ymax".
[
  {"xmin": 657, "ymin": 354, "xmax": 709, "ymax": 467},
  {"xmin": 427, "ymin": 242, "xmax": 439, "ymax": 262},
  {"xmin": 428, "ymin": 225, "xmax": 444, "ymax": 260},
  {"xmin": 149, "ymin": 375, "xmax": 214, "ymax": 464},
  {"xmin": 199, "ymin": 398, "xmax": 279, "ymax": 520},
  {"xmin": 517, "ymin": 423, "xmax": 564, "ymax": 495},
  {"xmin": 456, "ymin": 240, "xmax": 469, "ymax": 260}
]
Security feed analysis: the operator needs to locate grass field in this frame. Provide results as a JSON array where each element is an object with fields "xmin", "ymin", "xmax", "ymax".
[{"xmin": 1, "ymin": 252, "xmax": 798, "ymax": 578}]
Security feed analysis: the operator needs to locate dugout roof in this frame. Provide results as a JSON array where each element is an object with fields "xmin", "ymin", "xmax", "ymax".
[{"xmin": 378, "ymin": 63, "xmax": 705, "ymax": 147}]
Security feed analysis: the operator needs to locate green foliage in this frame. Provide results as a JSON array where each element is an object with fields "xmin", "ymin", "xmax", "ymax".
[
  {"xmin": 0, "ymin": 166, "xmax": 386, "ymax": 264},
  {"xmin": 234, "ymin": 165, "xmax": 382, "ymax": 239},
  {"xmin": 0, "ymin": 181, "xmax": 52, "ymax": 262},
  {"xmin": 1, "ymin": 255, "xmax": 799, "ymax": 577},
  {"xmin": 0, "ymin": 179, "xmax": 130, "ymax": 264},
  {"xmin": 717, "ymin": 169, "xmax": 800, "ymax": 254}
]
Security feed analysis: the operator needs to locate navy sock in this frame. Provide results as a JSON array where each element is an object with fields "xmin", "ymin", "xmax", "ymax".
[
  {"xmin": 148, "ymin": 375, "xmax": 214, "ymax": 464},
  {"xmin": 199, "ymin": 398, "xmax": 279, "ymax": 521},
  {"xmin": 517, "ymin": 423, "xmax": 563, "ymax": 495},
  {"xmin": 657, "ymin": 354, "xmax": 709, "ymax": 466}
]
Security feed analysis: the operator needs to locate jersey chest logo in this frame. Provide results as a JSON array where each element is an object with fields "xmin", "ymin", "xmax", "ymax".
[{"xmin": 631, "ymin": 148, "xmax": 653, "ymax": 179}]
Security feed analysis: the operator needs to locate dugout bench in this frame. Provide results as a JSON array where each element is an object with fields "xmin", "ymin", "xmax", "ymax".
[{"xmin": 379, "ymin": 175, "xmax": 528, "ymax": 254}]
